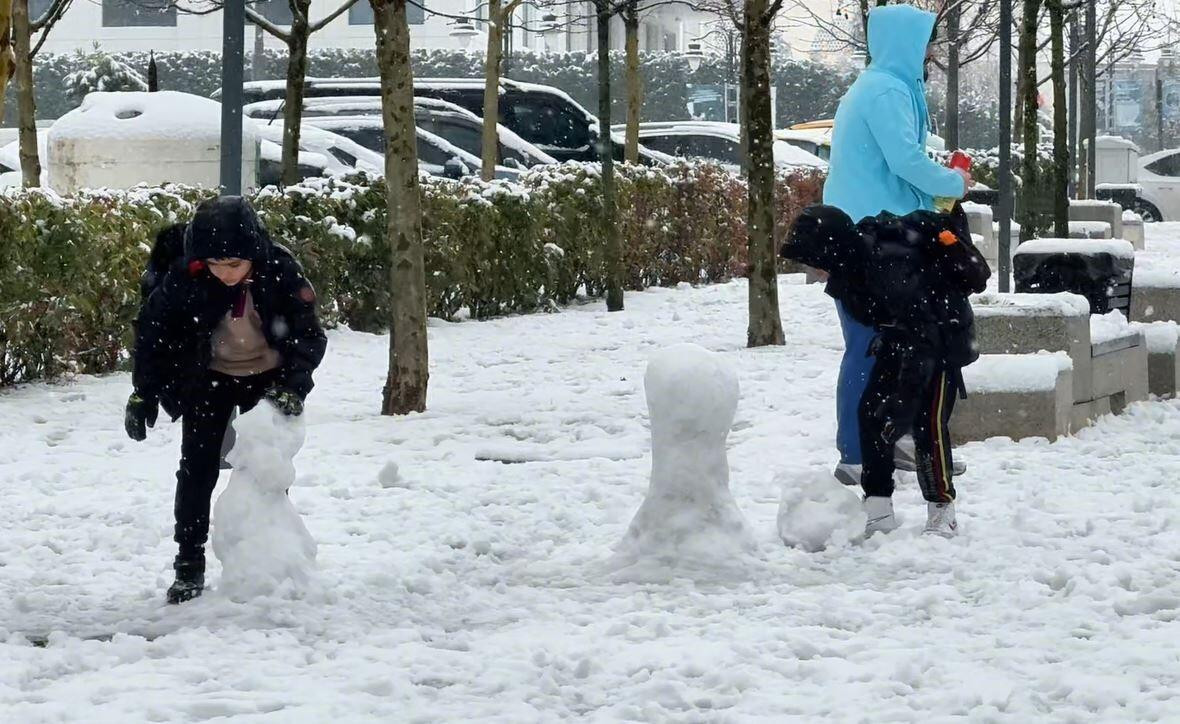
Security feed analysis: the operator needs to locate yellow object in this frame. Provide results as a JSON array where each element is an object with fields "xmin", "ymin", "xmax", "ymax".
[
  {"xmin": 933, "ymin": 196, "xmax": 957, "ymax": 213},
  {"xmin": 789, "ymin": 119, "xmax": 835, "ymax": 131}
]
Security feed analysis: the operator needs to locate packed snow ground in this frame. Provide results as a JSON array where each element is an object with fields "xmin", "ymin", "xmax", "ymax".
[{"xmin": 4, "ymin": 255, "xmax": 1180, "ymax": 720}]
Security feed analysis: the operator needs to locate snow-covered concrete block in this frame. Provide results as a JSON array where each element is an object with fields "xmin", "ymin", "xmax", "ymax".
[
  {"xmin": 962, "ymin": 201, "xmax": 994, "ymax": 247},
  {"xmin": 1067, "ymin": 221, "xmax": 1112, "ymax": 239},
  {"xmin": 1130, "ymin": 269, "xmax": 1180, "ymax": 323},
  {"xmin": 953, "ymin": 353, "xmax": 1074, "ymax": 444},
  {"xmin": 1089, "ymin": 330, "xmax": 1148, "ymax": 410},
  {"xmin": 972, "ymin": 292, "xmax": 1093, "ymax": 403},
  {"xmin": 1121, "ymin": 210, "xmax": 1145, "ymax": 250},
  {"xmin": 1134, "ymin": 321, "xmax": 1180, "ymax": 398},
  {"xmin": 47, "ymin": 91, "xmax": 259, "ymax": 193},
  {"xmin": 1069, "ymin": 199, "xmax": 1123, "ymax": 239},
  {"xmin": 614, "ymin": 343, "xmax": 756, "ymax": 575}
]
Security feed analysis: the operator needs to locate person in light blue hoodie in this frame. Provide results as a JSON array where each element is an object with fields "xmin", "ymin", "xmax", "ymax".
[{"xmin": 821, "ymin": 4, "xmax": 972, "ymax": 487}]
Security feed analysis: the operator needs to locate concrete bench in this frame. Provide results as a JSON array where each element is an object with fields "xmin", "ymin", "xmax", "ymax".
[
  {"xmin": 1129, "ymin": 269, "xmax": 1180, "ymax": 323},
  {"xmin": 953, "ymin": 353, "xmax": 1074, "ymax": 444},
  {"xmin": 1070, "ymin": 199, "xmax": 1124, "ymax": 240},
  {"xmin": 1131, "ymin": 321, "xmax": 1180, "ymax": 398},
  {"xmin": 971, "ymin": 292, "xmax": 1148, "ymax": 431},
  {"xmin": 963, "ymin": 201, "xmax": 994, "ymax": 247}
]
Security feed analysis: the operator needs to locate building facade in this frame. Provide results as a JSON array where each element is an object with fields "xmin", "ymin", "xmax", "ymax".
[{"xmin": 33, "ymin": 0, "xmax": 730, "ymax": 58}]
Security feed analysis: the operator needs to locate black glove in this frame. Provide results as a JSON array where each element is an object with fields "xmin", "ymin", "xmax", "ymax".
[
  {"xmin": 264, "ymin": 386, "xmax": 304, "ymax": 417},
  {"xmin": 125, "ymin": 393, "xmax": 158, "ymax": 441}
]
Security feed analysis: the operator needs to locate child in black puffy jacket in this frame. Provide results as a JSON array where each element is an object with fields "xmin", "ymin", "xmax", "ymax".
[{"xmin": 783, "ymin": 202, "xmax": 990, "ymax": 538}]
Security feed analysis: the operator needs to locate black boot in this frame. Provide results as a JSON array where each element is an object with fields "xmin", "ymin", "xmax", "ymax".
[{"xmin": 167, "ymin": 551, "xmax": 206, "ymax": 605}]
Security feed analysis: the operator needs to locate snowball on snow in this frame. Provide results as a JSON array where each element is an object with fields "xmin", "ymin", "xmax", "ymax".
[{"xmin": 776, "ymin": 468, "xmax": 866, "ymax": 552}]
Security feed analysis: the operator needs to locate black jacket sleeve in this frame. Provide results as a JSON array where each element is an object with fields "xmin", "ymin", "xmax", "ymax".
[
  {"xmin": 937, "ymin": 204, "xmax": 991, "ymax": 295},
  {"xmin": 271, "ymin": 256, "xmax": 327, "ymax": 400},
  {"xmin": 132, "ymin": 269, "xmax": 184, "ymax": 403}
]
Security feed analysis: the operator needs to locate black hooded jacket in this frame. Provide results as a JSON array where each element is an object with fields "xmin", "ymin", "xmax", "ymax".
[
  {"xmin": 782, "ymin": 202, "xmax": 991, "ymax": 368},
  {"xmin": 132, "ymin": 197, "xmax": 327, "ymax": 419}
]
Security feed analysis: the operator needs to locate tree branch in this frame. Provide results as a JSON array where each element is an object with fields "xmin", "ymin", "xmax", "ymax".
[
  {"xmin": 309, "ymin": 0, "xmax": 363, "ymax": 32},
  {"xmin": 31, "ymin": 0, "xmax": 73, "ymax": 57},
  {"xmin": 245, "ymin": 6, "xmax": 291, "ymax": 40}
]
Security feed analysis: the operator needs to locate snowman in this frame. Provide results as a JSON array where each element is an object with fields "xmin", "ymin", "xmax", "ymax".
[
  {"xmin": 614, "ymin": 343, "xmax": 757, "ymax": 571},
  {"xmin": 212, "ymin": 401, "xmax": 317, "ymax": 601}
]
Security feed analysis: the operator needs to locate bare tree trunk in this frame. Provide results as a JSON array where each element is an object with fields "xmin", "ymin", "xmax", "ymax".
[
  {"xmin": 945, "ymin": 3, "xmax": 960, "ymax": 150},
  {"xmin": 373, "ymin": 0, "xmax": 429, "ymax": 415},
  {"xmin": 597, "ymin": 4, "xmax": 623, "ymax": 311},
  {"xmin": 623, "ymin": 0, "xmax": 640, "ymax": 164},
  {"xmin": 12, "ymin": 0, "xmax": 39, "ymax": 187},
  {"xmin": 1048, "ymin": 0, "xmax": 1068, "ymax": 238},
  {"xmin": 1017, "ymin": 0, "xmax": 1041, "ymax": 241},
  {"xmin": 0, "ymin": 0, "xmax": 15, "ymax": 123},
  {"xmin": 744, "ymin": 0, "xmax": 784, "ymax": 348},
  {"xmin": 480, "ymin": 0, "xmax": 504, "ymax": 181},
  {"xmin": 280, "ymin": 2, "xmax": 311, "ymax": 188},
  {"xmin": 252, "ymin": 21, "xmax": 265, "ymax": 81}
]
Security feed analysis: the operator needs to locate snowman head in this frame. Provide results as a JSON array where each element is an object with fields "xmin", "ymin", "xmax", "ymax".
[
  {"xmin": 645, "ymin": 343, "xmax": 739, "ymax": 444},
  {"xmin": 226, "ymin": 401, "xmax": 306, "ymax": 480}
]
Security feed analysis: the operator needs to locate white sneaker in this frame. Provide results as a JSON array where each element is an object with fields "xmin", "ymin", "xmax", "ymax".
[
  {"xmin": 864, "ymin": 496, "xmax": 899, "ymax": 536},
  {"xmin": 924, "ymin": 501, "xmax": 959, "ymax": 538},
  {"xmin": 833, "ymin": 463, "xmax": 862, "ymax": 487}
]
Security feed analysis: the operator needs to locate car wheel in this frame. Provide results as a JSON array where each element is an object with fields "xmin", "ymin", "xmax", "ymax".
[{"xmin": 1133, "ymin": 198, "xmax": 1163, "ymax": 223}]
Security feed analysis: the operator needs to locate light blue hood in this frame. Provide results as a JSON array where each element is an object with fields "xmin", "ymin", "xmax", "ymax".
[
  {"xmin": 822, "ymin": 4, "xmax": 963, "ymax": 222},
  {"xmin": 867, "ymin": 4, "xmax": 935, "ymax": 87}
]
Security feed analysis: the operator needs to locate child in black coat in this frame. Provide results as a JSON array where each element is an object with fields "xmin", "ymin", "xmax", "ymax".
[
  {"xmin": 783, "ymin": 202, "xmax": 990, "ymax": 537},
  {"xmin": 126, "ymin": 197, "xmax": 327, "ymax": 603}
]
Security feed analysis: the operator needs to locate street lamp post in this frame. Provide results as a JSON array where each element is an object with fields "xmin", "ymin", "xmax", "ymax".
[
  {"xmin": 219, "ymin": 0, "xmax": 245, "ymax": 195},
  {"xmin": 1085, "ymin": 0, "xmax": 1097, "ymax": 198},
  {"xmin": 449, "ymin": 18, "xmax": 479, "ymax": 49}
]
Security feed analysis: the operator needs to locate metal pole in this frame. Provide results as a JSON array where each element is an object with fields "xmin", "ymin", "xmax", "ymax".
[
  {"xmin": 1068, "ymin": 15, "xmax": 1078, "ymax": 196},
  {"xmin": 998, "ymin": 0, "xmax": 1013, "ymax": 293},
  {"xmin": 220, "ymin": 0, "xmax": 245, "ymax": 195},
  {"xmin": 1085, "ymin": 0, "xmax": 1097, "ymax": 198}
]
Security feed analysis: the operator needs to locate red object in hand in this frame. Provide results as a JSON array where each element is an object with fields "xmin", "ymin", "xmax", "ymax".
[{"xmin": 948, "ymin": 151, "xmax": 972, "ymax": 171}]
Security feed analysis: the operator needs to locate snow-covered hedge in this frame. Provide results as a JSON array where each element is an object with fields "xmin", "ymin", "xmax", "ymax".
[
  {"xmin": 0, "ymin": 162, "xmax": 824, "ymax": 385},
  {"xmin": 4, "ymin": 47, "xmax": 853, "ymax": 129}
]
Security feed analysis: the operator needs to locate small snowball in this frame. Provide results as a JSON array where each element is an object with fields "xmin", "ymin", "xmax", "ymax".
[{"xmin": 776, "ymin": 468, "xmax": 866, "ymax": 552}]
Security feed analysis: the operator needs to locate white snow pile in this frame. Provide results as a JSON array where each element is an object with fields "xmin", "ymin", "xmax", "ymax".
[
  {"xmin": 971, "ymin": 291, "xmax": 1092, "ymax": 318},
  {"xmin": 50, "ymin": 91, "xmax": 257, "ymax": 144},
  {"xmin": 1013, "ymin": 237, "xmax": 1136, "ymax": 259},
  {"xmin": 963, "ymin": 352, "xmax": 1072, "ymax": 393},
  {"xmin": 1091, "ymin": 310, "xmax": 1134, "ymax": 346},
  {"xmin": 776, "ymin": 467, "xmax": 865, "ymax": 552},
  {"xmin": 212, "ymin": 402, "xmax": 317, "ymax": 601},
  {"xmin": 1131, "ymin": 320, "xmax": 1180, "ymax": 354},
  {"xmin": 612, "ymin": 343, "xmax": 756, "ymax": 576}
]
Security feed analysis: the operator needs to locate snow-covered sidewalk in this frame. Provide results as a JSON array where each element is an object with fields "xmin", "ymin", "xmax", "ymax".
[{"xmin": 2, "ymin": 276, "xmax": 1179, "ymax": 722}]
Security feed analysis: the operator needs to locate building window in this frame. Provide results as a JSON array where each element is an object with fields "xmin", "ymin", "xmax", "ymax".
[
  {"xmin": 258, "ymin": 0, "xmax": 294, "ymax": 26},
  {"xmin": 102, "ymin": 0, "xmax": 177, "ymax": 27},
  {"xmin": 349, "ymin": 0, "xmax": 424, "ymax": 25}
]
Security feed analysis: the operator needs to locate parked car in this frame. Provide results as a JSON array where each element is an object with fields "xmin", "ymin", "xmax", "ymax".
[
  {"xmin": 250, "ymin": 121, "xmax": 383, "ymax": 185},
  {"xmin": 246, "ymin": 95, "xmax": 557, "ymax": 170},
  {"xmin": 1132, "ymin": 148, "xmax": 1180, "ymax": 222},
  {"xmin": 775, "ymin": 118, "xmax": 944, "ymax": 160},
  {"xmin": 618, "ymin": 121, "xmax": 827, "ymax": 171},
  {"xmin": 235, "ymin": 77, "xmax": 671, "ymax": 165},
  {"xmin": 296, "ymin": 115, "xmax": 523, "ymax": 181}
]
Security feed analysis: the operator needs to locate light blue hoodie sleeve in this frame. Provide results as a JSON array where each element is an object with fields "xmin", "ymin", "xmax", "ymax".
[{"xmin": 865, "ymin": 87, "xmax": 966, "ymax": 200}]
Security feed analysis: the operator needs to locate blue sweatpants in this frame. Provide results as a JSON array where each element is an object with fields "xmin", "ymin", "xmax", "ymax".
[{"xmin": 835, "ymin": 300, "xmax": 877, "ymax": 465}]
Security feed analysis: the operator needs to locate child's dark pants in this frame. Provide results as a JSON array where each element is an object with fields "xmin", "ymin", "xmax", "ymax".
[
  {"xmin": 859, "ymin": 343, "xmax": 958, "ymax": 504},
  {"xmin": 174, "ymin": 370, "xmax": 277, "ymax": 558}
]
